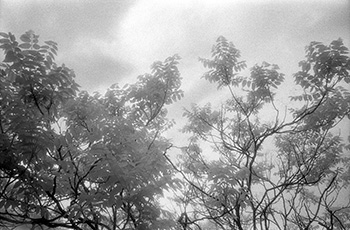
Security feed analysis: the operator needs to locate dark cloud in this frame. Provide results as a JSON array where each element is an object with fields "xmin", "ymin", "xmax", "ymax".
[
  {"xmin": 2, "ymin": 0, "xmax": 137, "ymax": 40},
  {"xmin": 66, "ymin": 52, "xmax": 136, "ymax": 92},
  {"xmin": 1, "ymin": 0, "xmax": 138, "ymax": 91},
  {"xmin": 1, "ymin": 0, "xmax": 349, "ymax": 95}
]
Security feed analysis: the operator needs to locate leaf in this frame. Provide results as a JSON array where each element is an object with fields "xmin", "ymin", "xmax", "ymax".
[
  {"xmin": 5, "ymin": 200, "xmax": 13, "ymax": 209},
  {"xmin": 0, "ymin": 38, "xmax": 10, "ymax": 44},
  {"xmin": 38, "ymin": 49, "xmax": 48, "ymax": 53},
  {"xmin": 44, "ymin": 40, "xmax": 57, "ymax": 46},
  {"xmin": 19, "ymin": 43, "xmax": 31, "ymax": 49},
  {"xmin": 50, "ymin": 48, "xmax": 57, "ymax": 55},
  {"xmin": 20, "ymin": 34, "xmax": 31, "ymax": 43},
  {"xmin": 13, "ymin": 180, "xmax": 22, "ymax": 189},
  {"xmin": 44, "ymin": 60, "xmax": 51, "ymax": 69},
  {"xmin": 3, "ymin": 51, "xmax": 17, "ymax": 62},
  {"xmin": 9, "ymin": 33, "xmax": 16, "ymax": 42},
  {"xmin": 262, "ymin": 61, "xmax": 270, "ymax": 67},
  {"xmin": 0, "ymin": 200, "xmax": 6, "ymax": 209},
  {"xmin": 0, "ymin": 32, "xmax": 9, "ymax": 38},
  {"xmin": 33, "ymin": 44, "xmax": 40, "ymax": 50},
  {"xmin": 252, "ymin": 82, "xmax": 256, "ymax": 91},
  {"xmin": 40, "ymin": 45, "xmax": 49, "ymax": 49},
  {"xmin": 247, "ymin": 80, "xmax": 251, "ymax": 88}
]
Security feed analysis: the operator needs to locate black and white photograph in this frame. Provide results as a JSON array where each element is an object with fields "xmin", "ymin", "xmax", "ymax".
[{"xmin": 0, "ymin": 0, "xmax": 349, "ymax": 229}]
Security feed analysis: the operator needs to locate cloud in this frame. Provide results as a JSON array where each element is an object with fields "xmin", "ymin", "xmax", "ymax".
[
  {"xmin": 1, "ymin": 0, "xmax": 136, "ymax": 38},
  {"xmin": 63, "ymin": 37, "xmax": 136, "ymax": 92},
  {"xmin": 1, "ymin": 0, "xmax": 349, "ymax": 96},
  {"xmin": 1, "ymin": 0, "xmax": 139, "ymax": 91}
]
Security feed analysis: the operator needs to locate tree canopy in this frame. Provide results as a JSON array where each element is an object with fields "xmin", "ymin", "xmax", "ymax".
[
  {"xmin": 0, "ymin": 31, "xmax": 349, "ymax": 230},
  {"xmin": 173, "ymin": 36, "xmax": 350, "ymax": 230},
  {"xmin": 0, "ymin": 31, "xmax": 183, "ymax": 230}
]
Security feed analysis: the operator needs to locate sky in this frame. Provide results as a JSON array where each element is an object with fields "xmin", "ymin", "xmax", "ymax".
[{"xmin": 1, "ymin": 0, "xmax": 349, "ymax": 142}]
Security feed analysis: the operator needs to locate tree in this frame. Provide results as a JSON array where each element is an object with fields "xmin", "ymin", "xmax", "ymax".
[
  {"xmin": 170, "ymin": 36, "xmax": 350, "ymax": 230},
  {"xmin": 1, "ymin": 31, "xmax": 349, "ymax": 230},
  {"xmin": 0, "ymin": 31, "xmax": 183, "ymax": 230}
]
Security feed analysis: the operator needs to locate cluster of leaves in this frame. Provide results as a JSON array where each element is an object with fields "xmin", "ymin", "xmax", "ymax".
[
  {"xmin": 174, "ymin": 36, "xmax": 350, "ymax": 230},
  {"xmin": 199, "ymin": 36, "xmax": 247, "ymax": 88},
  {"xmin": 0, "ymin": 31, "xmax": 183, "ymax": 230},
  {"xmin": 290, "ymin": 39, "xmax": 350, "ymax": 132}
]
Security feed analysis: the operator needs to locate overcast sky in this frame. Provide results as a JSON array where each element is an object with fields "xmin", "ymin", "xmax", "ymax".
[{"xmin": 1, "ymin": 0, "xmax": 349, "ymax": 142}]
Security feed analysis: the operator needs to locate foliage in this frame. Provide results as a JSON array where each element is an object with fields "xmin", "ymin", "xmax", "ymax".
[
  {"xmin": 0, "ymin": 31, "xmax": 183, "ymax": 230},
  {"xmin": 173, "ymin": 36, "xmax": 350, "ymax": 230},
  {"xmin": 1, "ymin": 31, "xmax": 349, "ymax": 230}
]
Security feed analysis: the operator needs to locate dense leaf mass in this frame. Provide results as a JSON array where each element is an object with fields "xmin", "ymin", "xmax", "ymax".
[
  {"xmin": 0, "ymin": 31, "xmax": 349, "ymax": 230},
  {"xmin": 0, "ymin": 31, "xmax": 182, "ymax": 230}
]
